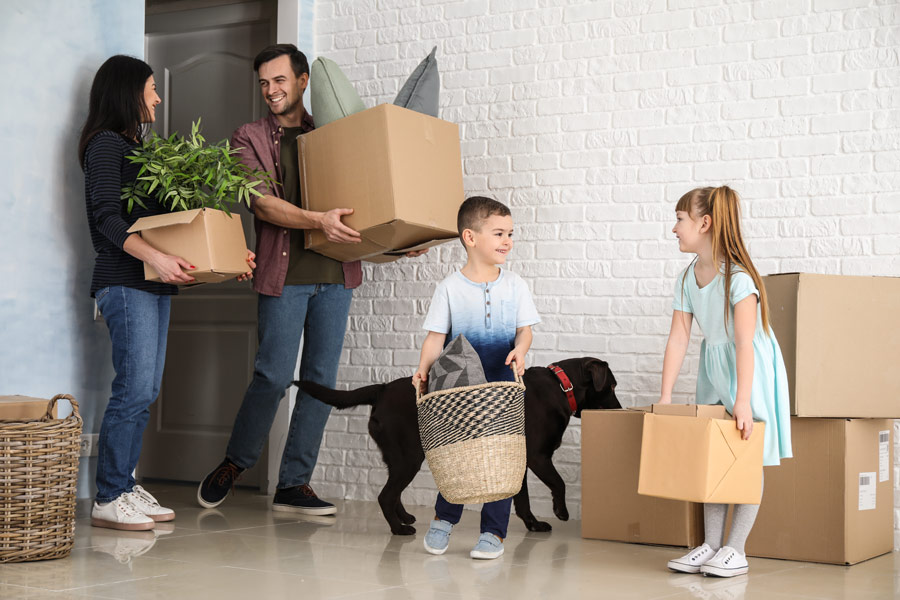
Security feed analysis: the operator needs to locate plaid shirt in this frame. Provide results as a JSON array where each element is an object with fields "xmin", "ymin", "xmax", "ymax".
[{"xmin": 231, "ymin": 111, "xmax": 362, "ymax": 296}]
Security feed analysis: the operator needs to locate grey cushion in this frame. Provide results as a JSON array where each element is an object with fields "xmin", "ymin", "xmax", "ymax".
[
  {"xmin": 393, "ymin": 46, "xmax": 439, "ymax": 118},
  {"xmin": 428, "ymin": 334, "xmax": 486, "ymax": 393},
  {"xmin": 310, "ymin": 57, "xmax": 366, "ymax": 128}
]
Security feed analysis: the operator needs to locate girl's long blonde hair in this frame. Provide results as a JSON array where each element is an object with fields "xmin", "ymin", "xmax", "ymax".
[{"xmin": 677, "ymin": 185, "xmax": 771, "ymax": 334}]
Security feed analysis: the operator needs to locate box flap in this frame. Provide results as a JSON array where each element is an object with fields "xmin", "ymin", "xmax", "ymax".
[
  {"xmin": 651, "ymin": 403, "xmax": 728, "ymax": 419},
  {"xmin": 127, "ymin": 208, "xmax": 203, "ymax": 233},
  {"xmin": 706, "ymin": 420, "xmax": 765, "ymax": 503}
]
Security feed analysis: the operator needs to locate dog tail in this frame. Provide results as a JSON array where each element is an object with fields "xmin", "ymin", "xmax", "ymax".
[{"xmin": 295, "ymin": 380, "xmax": 383, "ymax": 409}]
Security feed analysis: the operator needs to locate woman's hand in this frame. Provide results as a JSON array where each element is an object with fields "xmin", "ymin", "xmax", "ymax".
[
  {"xmin": 149, "ymin": 253, "xmax": 195, "ymax": 284},
  {"xmin": 236, "ymin": 250, "xmax": 256, "ymax": 282},
  {"xmin": 733, "ymin": 400, "xmax": 754, "ymax": 440}
]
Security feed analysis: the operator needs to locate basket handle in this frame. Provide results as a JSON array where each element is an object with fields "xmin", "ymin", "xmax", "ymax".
[
  {"xmin": 44, "ymin": 394, "xmax": 79, "ymax": 421},
  {"xmin": 414, "ymin": 360, "xmax": 522, "ymax": 401}
]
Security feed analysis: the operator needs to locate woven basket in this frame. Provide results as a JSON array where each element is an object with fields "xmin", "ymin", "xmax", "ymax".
[
  {"xmin": 416, "ymin": 367, "xmax": 526, "ymax": 505},
  {"xmin": 0, "ymin": 394, "xmax": 82, "ymax": 563}
]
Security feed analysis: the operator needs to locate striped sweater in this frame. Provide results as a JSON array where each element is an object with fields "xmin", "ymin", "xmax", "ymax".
[{"xmin": 83, "ymin": 131, "xmax": 176, "ymax": 297}]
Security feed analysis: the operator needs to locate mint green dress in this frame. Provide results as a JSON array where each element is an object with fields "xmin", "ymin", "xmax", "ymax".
[{"xmin": 673, "ymin": 263, "xmax": 792, "ymax": 466}]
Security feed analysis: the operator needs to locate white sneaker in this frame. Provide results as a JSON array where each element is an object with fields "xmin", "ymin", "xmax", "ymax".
[
  {"xmin": 126, "ymin": 485, "xmax": 175, "ymax": 522},
  {"xmin": 90, "ymin": 528, "xmax": 157, "ymax": 564},
  {"xmin": 668, "ymin": 543, "xmax": 716, "ymax": 573},
  {"xmin": 91, "ymin": 494, "xmax": 155, "ymax": 531},
  {"xmin": 700, "ymin": 546, "xmax": 749, "ymax": 577}
]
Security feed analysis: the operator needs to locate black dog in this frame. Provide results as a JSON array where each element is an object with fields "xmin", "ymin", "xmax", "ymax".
[{"xmin": 297, "ymin": 357, "xmax": 620, "ymax": 535}]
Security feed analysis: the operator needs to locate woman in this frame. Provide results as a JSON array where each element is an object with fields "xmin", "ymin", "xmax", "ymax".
[{"xmin": 79, "ymin": 55, "xmax": 253, "ymax": 530}]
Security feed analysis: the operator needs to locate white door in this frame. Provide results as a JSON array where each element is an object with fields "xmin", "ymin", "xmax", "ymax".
[{"xmin": 139, "ymin": 0, "xmax": 277, "ymax": 490}]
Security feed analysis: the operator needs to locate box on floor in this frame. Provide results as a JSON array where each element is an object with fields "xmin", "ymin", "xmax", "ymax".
[
  {"xmin": 581, "ymin": 407, "xmax": 703, "ymax": 547},
  {"xmin": 764, "ymin": 273, "xmax": 900, "ymax": 418},
  {"xmin": 743, "ymin": 417, "xmax": 894, "ymax": 565},
  {"xmin": 298, "ymin": 104, "xmax": 463, "ymax": 263}
]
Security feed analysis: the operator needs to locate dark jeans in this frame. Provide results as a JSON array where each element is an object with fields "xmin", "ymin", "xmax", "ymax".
[
  {"xmin": 94, "ymin": 286, "xmax": 170, "ymax": 502},
  {"xmin": 435, "ymin": 493, "xmax": 513, "ymax": 539},
  {"xmin": 225, "ymin": 283, "xmax": 352, "ymax": 489}
]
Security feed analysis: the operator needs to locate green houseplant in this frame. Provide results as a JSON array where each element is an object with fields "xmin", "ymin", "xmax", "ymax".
[{"xmin": 121, "ymin": 119, "xmax": 274, "ymax": 214}]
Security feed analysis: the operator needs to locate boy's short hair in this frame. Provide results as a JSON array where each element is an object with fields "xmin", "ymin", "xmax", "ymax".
[{"xmin": 457, "ymin": 196, "xmax": 511, "ymax": 245}]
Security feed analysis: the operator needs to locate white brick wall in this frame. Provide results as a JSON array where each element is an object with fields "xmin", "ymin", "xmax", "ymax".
[{"xmin": 310, "ymin": 0, "xmax": 900, "ymax": 548}]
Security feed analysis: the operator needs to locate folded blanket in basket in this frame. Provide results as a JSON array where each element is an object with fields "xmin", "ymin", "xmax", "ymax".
[{"xmin": 428, "ymin": 334, "xmax": 487, "ymax": 394}]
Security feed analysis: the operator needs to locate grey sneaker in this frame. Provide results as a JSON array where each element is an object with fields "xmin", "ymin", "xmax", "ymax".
[
  {"xmin": 668, "ymin": 543, "xmax": 715, "ymax": 574},
  {"xmin": 470, "ymin": 532, "xmax": 504, "ymax": 559},
  {"xmin": 423, "ymin": 519, "xmax": 453, "ymax": 555}
]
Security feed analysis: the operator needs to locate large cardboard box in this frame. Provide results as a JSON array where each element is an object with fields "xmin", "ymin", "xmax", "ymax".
[
  {"xmin": 745, "ymin": 417, "xmax": 894, "ymax": 565},
  {"xmin": 582, "ymin": 408, "xmax": 704, "ymax": 547},
  {"xmin": 638, "ymin": 404, "xmax": 765, "ymax": 504},
  {"xmin": 127, "ymin": 208, "xmax": 249, "ymax": 284},
  {"xmin": 764, "ymin": 273, "xmax": 900, "ymax": 417},
  {"xmin": 0, "ymin": 396, "xmax": 59, "ymax": 420},
  {"xmin": 298, "ymin": 104, "xmax": 463, "ymax": 263}
]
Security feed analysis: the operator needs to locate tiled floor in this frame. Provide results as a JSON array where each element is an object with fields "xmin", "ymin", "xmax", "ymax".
[{"xmin": 1, "ymin": 483, "xmax": 897, "ymax": 599}]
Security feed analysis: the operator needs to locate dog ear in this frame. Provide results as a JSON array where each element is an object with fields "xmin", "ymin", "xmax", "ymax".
[{"xmin": 586, "ymin": 358, "xmax": 609, "ymax": 391}]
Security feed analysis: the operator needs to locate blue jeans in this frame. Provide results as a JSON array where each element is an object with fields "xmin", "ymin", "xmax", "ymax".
[
  {"xmin": 226, "ymin": 283, "xmax": 352, "ymax": 489},
  {"xmin": 435, "ymin": 493, "xmax": 513, "ymax": 539},
  {"xmin": 95, "ymin": 286, "xmax": 171, "ymax": 503}
]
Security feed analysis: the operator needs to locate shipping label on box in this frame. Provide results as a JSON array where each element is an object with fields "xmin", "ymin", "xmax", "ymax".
[
  {"xmin": 638, "ymin": 406, "xmax": 764, "ymax": 505},
  {"xmin": 298, "ymin": 104, "xmax": 464, "ymax": 263},
  {"xmin": 127, "ymin": 208, "xmax": 249, "ymax": 284}
]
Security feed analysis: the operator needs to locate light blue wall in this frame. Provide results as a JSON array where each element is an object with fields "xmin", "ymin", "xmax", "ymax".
[{"xmin": 0, "ymin": 0, "xmax": 144, "ymax": 498}]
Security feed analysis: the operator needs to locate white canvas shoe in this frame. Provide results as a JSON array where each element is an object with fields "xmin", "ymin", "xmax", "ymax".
[
  {"xmin": 667, "ymin": 543, "xmax": 716, "ymax": 573},
  {"xmin": 91, "ymin": 494, "xmax": 155, "ymax": 531},
  {"xmin": 700, "ymin": 546, "xmax": 749, "ymax": 577},
  {"xmin": 126, "ymin": 485, "xmax": 175, "ymax": 522}
]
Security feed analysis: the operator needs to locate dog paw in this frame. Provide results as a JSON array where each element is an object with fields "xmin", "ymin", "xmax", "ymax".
[
  {"xmin": 526, "ymin": 520, "xmax": 553, "ymax": 533},
  {"xmin": 399, "ymin": 513, "xmax": 416, "ymax": 525},
  {"xmin": 553, "ymin": 505, "xmax": 569, "ymax": 521},
  {"xmin": 391, "ymin": 524, "xmax": 416, "ymax": 536}
]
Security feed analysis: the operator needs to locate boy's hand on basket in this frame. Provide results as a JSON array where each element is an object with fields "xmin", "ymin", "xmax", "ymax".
[
  {"xmin": 504, "ymin": 349, "xmax": 526, "ymax": 376},
  {"xmin": 412, "ymin": 371, "xmax": 428, "ymax": 395}
]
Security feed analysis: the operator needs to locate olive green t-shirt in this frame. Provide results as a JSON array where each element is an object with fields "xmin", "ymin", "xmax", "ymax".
[{"xmin": 281, "ymin": 126, "xmax": 344, "ymax": 285}]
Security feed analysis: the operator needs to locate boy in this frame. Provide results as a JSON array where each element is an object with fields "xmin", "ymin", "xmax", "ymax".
[{"xmin": 413, "ymin": 196, "xmax": 540, "ymax": 559}]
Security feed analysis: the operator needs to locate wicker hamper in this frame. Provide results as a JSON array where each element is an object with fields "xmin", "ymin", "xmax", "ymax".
[
  {"xmin": 0, "ymin": 394, "xmax": 82, "ymax": 563},
  {"xmin": 416, "ymin": 368, "xmax": 526, "ymax": 505}
]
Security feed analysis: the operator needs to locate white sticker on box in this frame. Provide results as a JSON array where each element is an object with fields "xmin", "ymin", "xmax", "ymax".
[
  {"xmin": 858, "ymin": 472, "xmax": 876, "ymax": 511},
  {"xmin": 878, "ymin": 430, "xmax": 889, "ymax": 483}
]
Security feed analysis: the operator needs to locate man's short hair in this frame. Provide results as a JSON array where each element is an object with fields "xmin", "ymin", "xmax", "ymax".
[
  {"xmin": 457, "ymin": 196, "xmax": 511, "ymax": 241},
  {"xmin": 253, "ymin": 44, "xmax": 309, "ymax": 77}
]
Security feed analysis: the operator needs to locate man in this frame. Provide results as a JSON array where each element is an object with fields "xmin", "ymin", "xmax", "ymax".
[{"xmin": 197, "ymin": 44, "xmax": 419, "ymax": 515}]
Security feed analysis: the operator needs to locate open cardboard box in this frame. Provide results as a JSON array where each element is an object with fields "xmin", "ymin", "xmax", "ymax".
[
  {"xmin": 298, "ymin": 104, "xmax": 463, "ymax": 263},
  {"xmin": 127, "ymin": 208, "xmax": 250, "ymax": 284},
  {"xmin": 638, "ymin": 404, "xmax": 765, "ymax": 505}
]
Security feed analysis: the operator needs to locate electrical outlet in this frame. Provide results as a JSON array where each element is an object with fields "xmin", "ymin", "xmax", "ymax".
[{"xmin": 79, "ymin": 434, "xmax": 98, "ymax": 458}]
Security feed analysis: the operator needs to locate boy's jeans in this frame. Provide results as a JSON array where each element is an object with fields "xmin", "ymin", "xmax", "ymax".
[
  {"xmin": 226, "ymin": 283, "xmax": 352, "ymax": 489},
  {"xmin": 95, "ymin": 286, "xmax": 171, "ymax": 503},
  {"xmin": 435, "ymin": 493, "xmax": 513, "ymax": 539}
]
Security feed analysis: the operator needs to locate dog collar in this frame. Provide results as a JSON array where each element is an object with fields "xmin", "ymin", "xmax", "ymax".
[{"xmin": 548, "ymin": 364, "xmax": 577, "ymax": 414}]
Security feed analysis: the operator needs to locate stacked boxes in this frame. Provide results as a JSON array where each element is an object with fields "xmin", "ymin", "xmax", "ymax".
[{"xmin": 582, "ymin": 273, "xmax": 898, "ymax": 565}]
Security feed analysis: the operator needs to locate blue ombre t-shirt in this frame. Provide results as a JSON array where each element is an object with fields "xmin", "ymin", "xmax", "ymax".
[{"xmin": 423, "ymin": 269, "xmax": 541, "ymax": 382}]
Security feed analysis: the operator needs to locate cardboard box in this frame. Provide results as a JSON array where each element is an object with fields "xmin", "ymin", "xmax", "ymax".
[
  {"xmin": 638, "ymin": 404, "xmax": 765, "ymax": 504},
  {"xmin": 582, "ymin": 408, "xmax": 704, "ymax": 547},
  {"xmin": 0, "ymin": 396, "xmax": 59, "ymax": 420},
  {"xmin": 127, "ymin": 208, "xmax": 249, "ymax": 284},
  {"xmin": 764, "ymin": 273, "xmax": 900, "ymax": 417},
  {"xmin": 745, "ymin": 418, "xmax": 894, "ymax": 565},
  {"xmin": 298, "ymin": 104, "xmax": 463, "ymax": 263}
]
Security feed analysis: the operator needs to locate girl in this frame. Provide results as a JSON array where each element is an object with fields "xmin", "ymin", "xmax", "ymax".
[
  {"xmin": 79, "ymin": 55, "xmax": 253, "ymax": 530},
  {"xmin": 658, "ymin": 186, "xmax": 791, "ymax": 577}
]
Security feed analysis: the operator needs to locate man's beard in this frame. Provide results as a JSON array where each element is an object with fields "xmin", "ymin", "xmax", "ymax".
[{"xmin": 270, "ymin": 93, "xmax": 300, "ymax": 116}]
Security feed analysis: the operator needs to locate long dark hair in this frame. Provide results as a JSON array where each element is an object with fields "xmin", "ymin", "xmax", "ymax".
[{"xmin": 78, "ymin": 55, "xmax": 153, "ymax": 168}]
